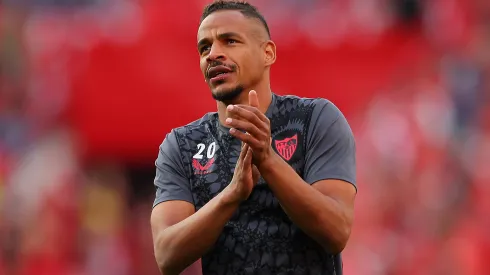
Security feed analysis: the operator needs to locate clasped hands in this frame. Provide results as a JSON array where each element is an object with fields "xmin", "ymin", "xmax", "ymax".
[
  {"xmin": 225, "ymin": 90, "xmax": 274, "ymax": 167},
  {"xmin": 223, "ymin": 90, "xmax": 276, "ymax": 202}
]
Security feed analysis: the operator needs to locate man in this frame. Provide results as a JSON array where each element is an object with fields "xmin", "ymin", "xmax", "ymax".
[{"xmin": 150, "ymin": 1, "xmax": 357, "ymax": 274}]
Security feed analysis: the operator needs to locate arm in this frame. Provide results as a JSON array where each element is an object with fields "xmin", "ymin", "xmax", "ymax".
[
  {"xmin": 151, "ymin": 193, "xmax": 240, "ymax": 275},
  {"xmin": 258, "ymin": 101, "xmax": 356, "ymax": 254},
  {"xmin": 151, "ymin": 202, "xmax": 202, "ymax": 275},
  {"xmin": 258, "ymin": 160, "xmax": 355, "ymax": 254},
  {"xmin": 151, "ymin": 132, "xmax": 255, "ymax": 274}
]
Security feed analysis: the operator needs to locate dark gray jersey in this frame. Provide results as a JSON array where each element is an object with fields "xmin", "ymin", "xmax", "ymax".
[{"xmin": 153, "ymin": 93, "xmax": 356, "ymax": 275}]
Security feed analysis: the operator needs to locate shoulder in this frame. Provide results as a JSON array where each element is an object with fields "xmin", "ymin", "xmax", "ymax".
[
  {"xmin": 309, "ymin": 97, "xmax": 343, "ymax": 123},
  {"xmin": 274, "ymin": 94, "xmax": 340, "ymax": 121},
  {"xmin": 274, "ymin": 94, "xmax": 334, "ymax": 109},
  {"xmin": 159, "ymin": 112, "xmax": 218, "ymax": 154},
  {"xmin": 172, "ymin": 112, "xmax": 217, "ymax": 134},
  {"xmin": 167, "ymin": 112, "xmax": 217, "ymax": 140},
  {"xmin": 274, "ymin": 94, "xmax": 316, "ymax": 107},
  {"xmin": 303, "ymin": 96, "xmax": 353, "ymax": 143}
]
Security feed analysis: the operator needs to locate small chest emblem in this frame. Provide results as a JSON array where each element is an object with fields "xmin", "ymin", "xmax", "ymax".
[
  {"xmin": 274, "ymin": 134, "xmax": 298, "ymax": 161},
  {"xmin": 192, "ymin": 158, "xmax": 215, "ymax": 175}
]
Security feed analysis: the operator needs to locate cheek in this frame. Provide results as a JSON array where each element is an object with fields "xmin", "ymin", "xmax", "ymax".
[
  {"xmin": 200, "ymin": 59, "xmax": 207, "ymax": 76},
  {"xmin": 249, "ymin": 51, "xmax": 263, "ymax": 70},
  {"xmin": 236, "ymin": 54, "xmax": 257, "ymax": 75},
  {"xmin": 244, "ymin": 59, "xmax": 262, "ymax": 79}
]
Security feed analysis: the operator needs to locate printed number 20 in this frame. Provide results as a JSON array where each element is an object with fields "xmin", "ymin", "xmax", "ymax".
[{"xmin": 193, "ymin": 142, "xmax": 216, "ymax": 159}]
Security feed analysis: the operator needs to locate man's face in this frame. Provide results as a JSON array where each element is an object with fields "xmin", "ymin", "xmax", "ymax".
[{"xmin": 197, "ymin": 10, "xmax": 267, "ymax": 102}]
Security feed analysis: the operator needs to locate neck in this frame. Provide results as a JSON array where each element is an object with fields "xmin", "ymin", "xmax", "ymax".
[{"xmin": 217, "ymin": 84, "xmax": 272, "ymax": 126}]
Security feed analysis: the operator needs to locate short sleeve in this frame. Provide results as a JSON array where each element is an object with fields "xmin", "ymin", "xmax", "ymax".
[
  {"xmin": 153, "ymin": 130, "xmax": 194, "ymax": 208},
  {"xmin": 303, "ymin": 99, "xmax": 357, "ymax": 190}
]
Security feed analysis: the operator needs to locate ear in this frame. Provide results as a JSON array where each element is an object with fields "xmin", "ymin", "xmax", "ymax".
[{"xmin": 264, "ymin": 40, "xmax": 276, "ymax": 66}]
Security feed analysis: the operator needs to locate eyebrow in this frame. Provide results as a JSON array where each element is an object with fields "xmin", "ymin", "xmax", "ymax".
[{"xmin": 197, "ymin": 32, "xmax": 242, "ymax": 49}]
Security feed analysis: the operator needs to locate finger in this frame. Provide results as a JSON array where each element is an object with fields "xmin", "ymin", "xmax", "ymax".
[
  {"xmin": 226, "ymin": 104, "xmax": 237, "ymax": 120},
  {"xmin": 248, "ymin": 90, "xmax": 260, "ymax": 108},
  {"xmin": 243, "ymin": 142, "xmax": 250, "ymax": 150},
  {"xmin": 244, "ymin": 146, "xmax": 253, "ymax": 166},
  {"xmin": 225, "ymin": 117, "xmax": 264, "ymax": 138},
  {"xmin": 227, "ymin": 105, "xmax": 266, "ymax": 129},
  {"xmin": 234, "ymin": 105, "xmax": 269, "ymax": 125},
  {"xmin": 230, "ymin": 128, "xmax": 262, "ymax": 149},
  {"xmin": 238, "ymin": 143, "xmax": 250, "ymax": 163}
]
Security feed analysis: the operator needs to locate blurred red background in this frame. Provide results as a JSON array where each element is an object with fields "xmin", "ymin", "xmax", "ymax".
[
  {"xmin": 67, "ymin": 1, "xmax": 436, "ymax": 162},
  {"xmin": 1, "ymin": 0, "xmax": 489, "ymax": 274}
]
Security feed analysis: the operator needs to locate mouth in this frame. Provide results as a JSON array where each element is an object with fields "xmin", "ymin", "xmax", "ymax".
[{"xmin": 207, "ymin": 65, "xmax": 234, "ymax": 84}]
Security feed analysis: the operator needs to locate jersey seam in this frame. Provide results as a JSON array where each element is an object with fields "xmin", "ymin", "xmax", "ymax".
[
  {"xmin": 304, "ymin": 99, "xmax": 340, "ymax": 178},
  {"xmin": 171, "ymin": 129, "xmax": 197, "ymax": 206},
  {"xmin": 306, "ymin": 99, "xmax": 341, "ymax": 151}
]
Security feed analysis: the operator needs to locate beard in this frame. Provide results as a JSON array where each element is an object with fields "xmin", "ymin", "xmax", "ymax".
[{"xmin": 211, "ymin": 84, "xmax": 245, "ymax": 103}]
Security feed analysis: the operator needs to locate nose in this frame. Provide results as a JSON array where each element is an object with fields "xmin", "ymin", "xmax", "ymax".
[{"xmin": 206, "ymin": 43, "xmax": 226, "ymax": 62}]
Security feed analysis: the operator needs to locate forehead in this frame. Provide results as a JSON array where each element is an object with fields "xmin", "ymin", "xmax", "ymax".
[{"xmin": 198, "ymin": 10, "xmax": 254, "ymax": 40}]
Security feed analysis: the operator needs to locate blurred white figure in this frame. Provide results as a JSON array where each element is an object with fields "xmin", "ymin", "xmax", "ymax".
[{"xmin": 5, "ymin": 128, "xmax": 79, "ymax": 228}]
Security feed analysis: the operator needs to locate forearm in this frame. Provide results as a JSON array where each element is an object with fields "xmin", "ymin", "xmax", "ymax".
[
  {"xmin": 155, "ymin": 189, "xmax": 240, "ymax": 274},
  {"xmin": 258, "ymin": 154, "xmax": 351, "ymax": 253}
]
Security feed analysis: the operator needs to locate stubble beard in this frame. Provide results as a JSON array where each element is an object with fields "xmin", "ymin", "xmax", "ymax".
[{"xmin": 211, "ymin": 84, "xmax": 245, "ymax": 103}]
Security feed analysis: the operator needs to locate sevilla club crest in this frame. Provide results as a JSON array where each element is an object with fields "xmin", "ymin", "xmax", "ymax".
[{"xmin": 274, "ymin": 134, "xmax": 298, "ymax": 161}]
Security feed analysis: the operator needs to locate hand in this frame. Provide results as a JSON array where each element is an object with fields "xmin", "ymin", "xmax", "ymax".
[
  {"xmin": 224, "ymin": 143, "xmax": 260, "ymax": 203},
  {"xmin": 225, "ymin": 90, "xmax": 273, "ymax": 167}
]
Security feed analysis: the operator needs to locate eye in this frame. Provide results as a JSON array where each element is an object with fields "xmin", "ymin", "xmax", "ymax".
[
  {"xmin": 227, "ymin": 39, "xmax": 237, "ymax": 44},
  {"xmin": 199, "ymin": 45, "xmax": 210, "ymax": 55}
]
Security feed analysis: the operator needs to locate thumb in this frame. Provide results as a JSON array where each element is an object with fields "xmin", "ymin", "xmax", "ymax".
[{"xmin": 249, "ymin": 90, "xmax": 260, "ymax": 108}]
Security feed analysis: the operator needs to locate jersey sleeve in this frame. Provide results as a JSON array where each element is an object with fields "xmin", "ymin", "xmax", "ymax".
[
  {"xmin": 153, "ymin": 130, "xmax": 194, "ymax": 208},
  {"xmin": 303, "ymin": 99, "xmax": 357, "ymax": 189}
]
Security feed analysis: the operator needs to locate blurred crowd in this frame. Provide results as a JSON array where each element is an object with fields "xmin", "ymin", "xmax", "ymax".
[
  {"xmin": 1, "ymin": 0, "xmax": 489, "ymax": 274},
  {"xmin": 345, "ymin": 1, "xmax": 490, "ymax": 273},
  {"xmin": 347, "ymin": 50, "xmax": 490, "ymax": 274}
]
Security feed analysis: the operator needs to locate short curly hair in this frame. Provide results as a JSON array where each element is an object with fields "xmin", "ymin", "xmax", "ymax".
[{"xmin": 200, "ymin": 0, "xmax": 271, "ymax": 39}]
